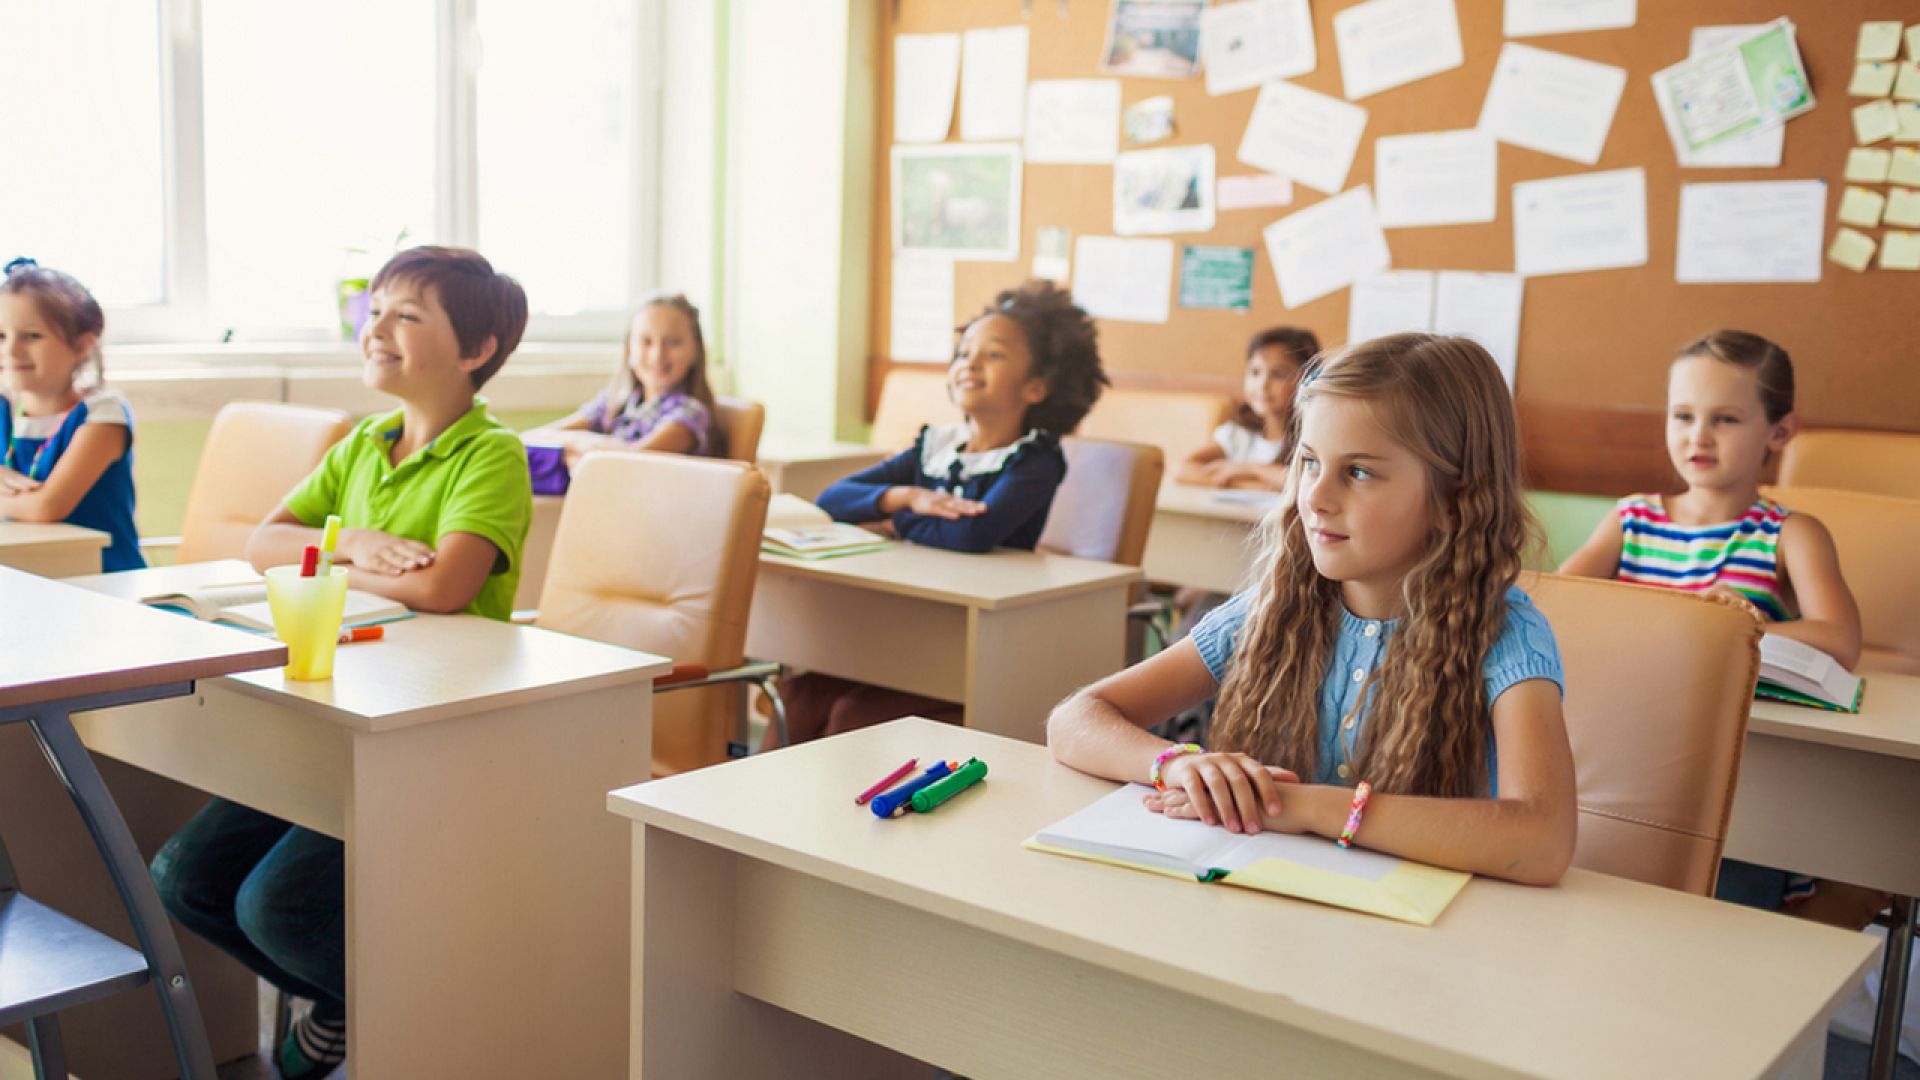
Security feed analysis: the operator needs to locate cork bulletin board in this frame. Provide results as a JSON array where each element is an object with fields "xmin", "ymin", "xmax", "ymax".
[{"xmin": 869, "ymin": 1, "xmax": 1920, "ymax": 494}]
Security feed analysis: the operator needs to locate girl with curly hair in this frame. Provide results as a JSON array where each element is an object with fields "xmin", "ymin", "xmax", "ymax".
[{"xmin": 1048, "ymin": 333, "xmax": 1577, "ymax": 885}]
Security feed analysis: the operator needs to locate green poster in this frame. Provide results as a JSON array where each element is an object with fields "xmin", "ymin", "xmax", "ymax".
[{"xmin": 1179, "ymin": 246, "xmax": 1254, "ymax": 312}]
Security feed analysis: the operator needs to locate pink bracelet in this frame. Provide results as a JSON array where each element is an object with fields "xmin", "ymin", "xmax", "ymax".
[
  {"xmin": 1337, "ymin": 780, "xmax": 1372, "ymax": 849},
  {"xmin": 1150, "ymin": 743, "xmax": 1202, "ymax": 792}
]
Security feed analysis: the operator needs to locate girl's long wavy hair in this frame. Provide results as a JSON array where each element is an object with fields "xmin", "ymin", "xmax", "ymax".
[{"xmin": 1209, "ymin": 333, "xmax": 1535, "ymax": 798}]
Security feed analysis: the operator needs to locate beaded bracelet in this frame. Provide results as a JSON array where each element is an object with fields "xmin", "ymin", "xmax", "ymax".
[
  {"xmin": 1336, "ymin": 780, "xmax": 1372, "ymax": 849},
  {"xmin": 1150, "ymin": 743, "xmax": 1203, "ymax": 792}
]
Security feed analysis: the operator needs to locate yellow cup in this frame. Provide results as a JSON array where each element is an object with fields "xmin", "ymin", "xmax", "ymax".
[{"xmin": 264, "ymin": 565, "xmax": 350, "ymax": 681}]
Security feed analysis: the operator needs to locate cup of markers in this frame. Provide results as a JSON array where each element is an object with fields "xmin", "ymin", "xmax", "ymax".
[
  {"xmin": 264, "ymin": 515, "xmax": 348, "ymax": 681},
  {"xmin": 856, "ymin": 756, "xmax": 989, "ymax": 818}
]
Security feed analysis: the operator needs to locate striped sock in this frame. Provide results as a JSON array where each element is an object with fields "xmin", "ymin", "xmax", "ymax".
[{"xmin": 276, "ymin": 1004, "xmax": 346, "ymax": 1080}]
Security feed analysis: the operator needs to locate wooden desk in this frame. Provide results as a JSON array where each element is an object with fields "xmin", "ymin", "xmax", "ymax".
[
  {"xmin": 0, "ymin": 521, "xmax": 110, "ymax": 578},
  {"xmin": 35, "ymin": 560, "xmax": 673, "ymax": 1078},
  {"xmin": 754, "ymin": 435, "xmax": 889, "ymax": 502},
  {"xmin": 608, "ymin": 717, "xmax": 1876, "ymax": 1079},
  {"xmin": 1140, "ymin": 482, "xmax": 1272, "ymax": 594},
  {"xmin": 747, "ymin": 544, "xmax": 1140, "ymax": 742}
]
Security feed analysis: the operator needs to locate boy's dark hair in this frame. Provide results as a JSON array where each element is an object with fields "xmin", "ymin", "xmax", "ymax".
[
  {"xmin": 972, "ymin": 280, "xmax": 1108, "ymax": 433},
  {"xmin": 1232, "ymin": 325, "xmax": 1322, "ymax": 432},
  {"xmin": 1677, "ymin": 329, "xmax": 1795, "ymax": 423},
  {"xmin": 371, "ymin": 246, "xmax": 529, "ymax": 388}
]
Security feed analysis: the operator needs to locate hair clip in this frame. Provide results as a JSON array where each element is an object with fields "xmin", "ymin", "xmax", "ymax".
[
  {"xmin": 3, "ymin": 256, "xmax": 37, "ymax": 276},
  {"xmin": 1298, "ymin": 357, "xmax": 1326, "ymax": 390}
]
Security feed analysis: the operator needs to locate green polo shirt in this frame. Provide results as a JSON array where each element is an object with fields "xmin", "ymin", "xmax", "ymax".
[{"xmin": 284, "ymin": 398, "xmax": 531, "ymax": 621}]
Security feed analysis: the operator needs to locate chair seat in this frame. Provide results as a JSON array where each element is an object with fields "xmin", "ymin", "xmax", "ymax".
[{"xmin": 0, "ymin": 891, "xmax": 150, "ymax": 1026}]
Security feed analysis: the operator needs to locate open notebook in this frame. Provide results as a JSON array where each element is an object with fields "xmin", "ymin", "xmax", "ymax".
[
  {"xmin": 1756, "ymin": 634, "xmax": 1864, "ymax": 713},
  {"xmin": 142, "ymin": 580, "xmax": 411, "ymax": 635},
  {"xmin": 1026, "ymin": 784, "xmax": 1471, "ymax": 926},
  {"xmin": 761, "ymin": 493, "xmax": 892, "ymax": 559}
]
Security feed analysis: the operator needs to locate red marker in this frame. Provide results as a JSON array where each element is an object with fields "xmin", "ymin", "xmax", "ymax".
[
  {"xmin": 338, "ymin": 625, "xmax": 384, "ymax": 644},
  {"xmin": 855, "ymin": 758, "xmax": 918, "ymax": 805},
  {"xmin": 299, "ymin": 545, "xmax": 320, "ymax": 577}
]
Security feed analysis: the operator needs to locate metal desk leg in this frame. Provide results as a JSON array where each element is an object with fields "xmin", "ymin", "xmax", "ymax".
[
  {"xmin": 27, "ymin": 1015, "xmax": 68, "ymax": 1080},
  {"xmin": 1870, "ymin": 895, "xmax": 1917, "ymax": 1080}
]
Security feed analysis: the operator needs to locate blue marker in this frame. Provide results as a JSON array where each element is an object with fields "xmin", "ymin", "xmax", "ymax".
[{"xmin": 871, "ymin": 761, "xmax": 953, "ymax": 818}]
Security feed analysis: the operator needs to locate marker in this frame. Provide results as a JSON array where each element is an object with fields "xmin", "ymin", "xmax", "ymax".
[
  {"xmin": 910, "ymin": 757, "xmax": 988, "ymax": 813},
  {"xmin": 318, "ymin": 514, "xmax": 342, "ymax": 574},
  {"xmin": 855, "ymin": 758, "xmax": 917, "ymax": 805},
  {"xmin": 870, "ymin": 761, "xmax": 952, "ymax": 818},
  {"xmin": 299, "ymin": 545, "xmax": 319, "ymax": 577},
  {"xmin": 338, "ymin": 625, "xmax": 384, "ymax": 644}
]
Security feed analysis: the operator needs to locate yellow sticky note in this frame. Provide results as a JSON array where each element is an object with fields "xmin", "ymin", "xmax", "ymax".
[
  {"xmin": 1855, "ymin": 62, "xmax": 1898, "ymax": 97},
  {"xmin": 1909, "ymin": 24, "xmax": 1920, "ymax": 61},
  {"xmin": 1892, "ymin": 147, "xmax": 1920, "ymax": 185},
  {"xmin": 1882, "ymin": 230, "xmax": 1920, "ymax": 270},
  {"xmin": 1847, "ymin": 148, "xmax": 1893, "ymax": 182},
  {"xmin": 1887, "ymin": 186, "xmax": 1920, "ymax": 227},
  {"xmin": 1899, "ymin": 102, "xmax": 1920, "ymax": 141},
  {"xmin": 1898, "ymin": 62, "xmax": 1920, "ymax": 100},
  {"xmin": 1839, "ymin": 186, "xmax": 1888, "ymax": 228},
  {"xmin": 1829, "ymin": 227, "xmax": 1877, "ymax": 273},
  {"xmin": 1856, "ymin": 100, "xmax": 1901, "ymax": 144},
  {"xmin": 1861, "ymin": 21, "xmax": 1903, "ymax": 62}
]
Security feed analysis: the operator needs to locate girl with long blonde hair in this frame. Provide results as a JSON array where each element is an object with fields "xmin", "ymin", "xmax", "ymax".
[{"xmin": 1048, "ymin": 333, "xmax": 1577, "ymax": 884}]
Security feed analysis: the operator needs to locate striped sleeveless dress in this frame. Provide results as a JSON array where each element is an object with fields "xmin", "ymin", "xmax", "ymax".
[{"xmin": 1614, "ymin": 495, "xmax": 1792, "ymax": 621}]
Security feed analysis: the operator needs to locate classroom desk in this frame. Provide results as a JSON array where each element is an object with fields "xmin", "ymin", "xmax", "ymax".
[
  {"xmin": 1140, "ymin": 482, "xmax": 1271, "ymax": 594},
  {"xmin": 1724, "ymin": 671, "xmax": 1920, "ymax": 1080},
  {"xmin": 754, "ymin": 434, "xmax": 890, "ymax": 502},
  {"xmin": 746, "ymin": 544, "xmax": 1140, "ymax": 742},
  {"xmin": 608, "ymin": 717, "xmax": 1876, "ymax": 1079},
  {"xmin": 38, "ymin": 559, "xmax": 673, "ymax": 1079},
  {"xmin": 0, "ymin": 520, "xmax": 110, "ymax": 578}
]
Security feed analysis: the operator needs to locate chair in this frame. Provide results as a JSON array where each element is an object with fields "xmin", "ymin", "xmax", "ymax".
[
  {"xmin": 1077, "ymin": 387, "xmax": 1233, "ymax": 471},
  {"xmin": 150, "ymin": 402, "xmax": 353, "ymax": 564},
  {"xmin": 1524, "ymin": 573, "xmax": 1762, "ymax": 895},
  {"xmin": 1778, "ymin": 430, "xmax": 1920, "ymax": 500},
  {"xmin": 869, "ymin": 366, "xmax": 953, "ymax": 448},
  {"xmin": 712, "ymin": 395, "xmax": 765, "ymax": 462},
  {"xmin": 1763, "ymin": 485, "xmax": 1920, "ymax": 675},
  {"xmin": 535, "ymin": 451, "xmax": 775, "ymax": 775},
  {"xmin": 1038, "ymin": 437, "xmax": 1165, "ymax": 567}
]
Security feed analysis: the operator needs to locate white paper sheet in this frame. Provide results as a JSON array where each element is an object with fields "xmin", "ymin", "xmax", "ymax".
[
  {"xmin": 960, "ymin": 26, "xmax": 1028, "ymax": 141},
  {"xmin": 1025, "ymin": 79, "xmax": 1123, "ymax": 164},
  {"xmin": 1072, "ymin": 236, "xmax": 1175, "ymax": 323},
  {"xmin": 889, "ymin": 255, "xmax": 956, "ymax": 361},
  {"xmin": 1200, "ymin": 0, "xmax": 1317, "ymax": 96},
  {"xmin": 894, "ymin": 33, "xmax": 960, "ymax": 143},
  {"xmin": 1114, "ymin": 145, "xmax": 1217, "ymax": 235},
  {"xmin": 1478, "ymin": 42, "xmax": 1626, "ymax": 165},
  {"xmin": 1674, "ymin": 180, "xmax": 1824, "ymax": 284},
  {"xmin": 1033, "ymin": 227, "xmax": 1072, "ymax": 283},
  {"xmin": 1374, "ymin": 129, "xmax": 1496, "ymax": 227},
  {"xmin": 1217, "ymin": 173, "xmax": 1294, "ymax": 210},
  {"xmin": 1261, "ymin": 185, "xmax": 1392, "ymax": 307},
  {"xmin": 1511, "ymin": 167, "xmax": 1647, "ymax": 277},
  {"xmin": 1348, "ymin": 271, "xmax": 1435, "ymax": 344},
  {"xmin": 1503, "ymin": 0, "xmax": 1635, "ymax": 38},
  {"xmin": 1238, "ymin": 80, "xmax": 1369, "ymax": 195},
  {"xmin": 1678, "ymin": 26, "xmax": 1784, "ymax": 168},
  {"xmin": 1433, "ymin": 271, "xmax": 1524, "ymax": 389},
  {"xmin": 1333, "ymin": 0, "xmax": 1463, "ymax": 100}
]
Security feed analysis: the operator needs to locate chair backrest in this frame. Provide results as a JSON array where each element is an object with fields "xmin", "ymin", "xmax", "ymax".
[
  {"xmin": 712, "ymin": 396, "xmax": 765, "ymax": 462},
  {"xmin": 177, "ymin": 402, "xmax": 353, "ymax": 564},
  {"xmin": 1038, "ymin": 437, "xmax": 1164, "ymax": 567},
  {"xmin": 870, "ymin": 366, "xmax": 954, "ymax": 448},
  {"xmin": 536, "ymin": 451, "xmax": 771, "ymax": 773},
  {"xmin": 1523, "ymin": 573, "xmax": 1761, "ymax": 895},
  {"xmin": 1778, "ymin": 429, "xmax": 1920, "ymax": 500},
  {"xmin": 1763, "ymin": 485, "xmax": 1920, "ymax": 674},
  {"xmin": 1077, "ymin": 387, "xmax": 1233, "ymax": 469}
]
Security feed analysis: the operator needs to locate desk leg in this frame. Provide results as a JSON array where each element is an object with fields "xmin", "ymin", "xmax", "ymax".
[
  {"xmin": 1870, "ymin": 896, "xmax": 1916, "ymax": 1080},
  {"xmin": 963, "ymin": 588, "xmax": 1128, "ymax": 743}
]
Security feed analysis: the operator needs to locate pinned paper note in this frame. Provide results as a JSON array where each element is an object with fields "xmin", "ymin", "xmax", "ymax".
[
  {"xmin": 1895, "ymin": 62, "xmax": 1920, "ymax": 101},
  {"xmin": 1856, "ymin": 99, "xmax": 1901, "ymax": 144},
  {"xmin": 1025, "ymin": 80, "xmax": 1122, "ymax": 164},
  {"xmin": 1838, "ymin": 187, "xmax": 1887, "ymax": 229},
  {"xmin": 1261, "ymin": 186, "xmax": 1391, "ymax": 307},
  {"xmin": 1348, "ymin": 271, "xmax": 1435, "ymax": 344},
  {"xmin": 1123, "ymin": 97, "xmax": 1176, "ymax": 146},
  {"xmin": 1333, "ymin": 0, "xmax": 1463, "ymax": 101},
  {"xmin": 1909, "ymin": 25, "xmax": 1920, "ymax": 62},
  {"xmin": 1652, "ymin": 21, "xmax": 1812, "ymax": 157},
  {"xmin": 1899, "ymin": 103, "xmax": 1920, "ymax": 141},
  {"xmin": 1113, "ymin": 145, "xmax": 1216, "ymax": 235},
  {"xmin": 894, "ymin": 34, "xmax": 960, "ymax": 143},
  {"xmin": 960, "ymin": 27, "xmax": 1029, "ymax": 141},
  {"xmin": 1033, "ymin": 227, "xmax": 1071, "ymax": 283},
  {"xmin": 1859, "ymin": 21, "xmax": 1903, "ymax": 63},
  {"xmin": 1512, "ymin": 168, "xmax": 1647, "ymax": 277},
  {"xmin": 889, "ymin": 255, "xmax": 956, "ymax": 362},
  {"xmin": 1216, "ymin": 173, "xmax": 1293, "ymax": 210},
  {"xmin": 1503, "ymin": 0, "xmax": 1635, "ymax": 38},
  {"xmin": 1680, "ymin": 26, "xmax": 1784, "ymax": 168},
  {"xmin": 1828, "ymin": 227, "xmax": 1876, "ymax": 273},
  {"xmin": 1888, "ymin": 187, "xmax": 1920, "ymax": 228},
  {"xmin": 1892, "ymin": 147, "xmax": 1920, "ymax": 186},
  {"xmin": 1676, "ymin": 181, "xmax": 1825, "ymax": 284},
  {"xmin": 1374, "ymin": 129, "xmax": 1496, "ymax": 228},
  {"xmin": 1882, "ymin": 231, "xmax": 1920, "ymax": 270},
  {"xmin": 1853, "ymin": 62, "xmax": 1898, "ymax": 97},
  {"xmin": 1434, "ymin": 272, "xmax": 1524, "ymax": 389},
  {"xmin": 1178, "ymin": 246, "xmax": 1256, "ymax": 311},
  {"xmin": 1199, "ymin": 0, "xmax": 1317, "ymax": 95},
  {"xmin": 1480, "ymin": 42, "xmax": 1626, "ymax": 166},
  {"xmin": 1847, "ymin": 148, "xmax": 1893, "ymax": 183},
  {"xmin": 1073, "ymin": 236, "xmax": 1174, "ymax": 323},
  {"xmin": 1237, "ymin": 79, "xmax": 1368, "ymax": 195}
]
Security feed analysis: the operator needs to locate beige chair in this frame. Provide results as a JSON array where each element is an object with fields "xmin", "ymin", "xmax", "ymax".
[
  {"xmin": 1524, "ymin": 573, "xmax": 1762, "ymax": 895},
  {"xmin": 712, "ymin": 395, "xmax": 765, "ymax": 462},
  {"xmin": 1763, "ymin": 485, "xmax": 1920, "ymax": 675},
  {"xmin": 155, "ymin": 402, "xmax": 353, "ymax": 563},
  {"xmin": 1077, "ymin": 387, "xmax": 1233, "ymax": 471},
  {"xmin": 1778, "ymin": 430, "xmax": 1920, "ymax": 500},
  {"xmin": 536, "ymin": 451, "xmax": 775, "ymax": 775},
  {"xmin": 869, "ymin": 366, "xmax": 954, "ymax": 448},
  {"xmin": 1038, "ymin": 437, "xmax": 1165, "ymax": 567}
]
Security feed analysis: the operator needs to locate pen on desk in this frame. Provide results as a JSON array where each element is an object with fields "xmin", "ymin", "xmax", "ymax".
[
  {"xmin": 856, "ymin": 758, "xmax": 918, "ymax": 805},
  {"xmin": 318, "ymin": 514, "xmax": 342, "ymax": 574},
  {"xmin": 871, "ymin": 761, "xmax": 952, "ymax": 818},
  {"xmin": 338, "ymin": 625, "xmax": 384, "ymax": 644}
]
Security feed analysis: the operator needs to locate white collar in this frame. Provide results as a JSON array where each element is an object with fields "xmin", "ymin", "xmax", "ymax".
[{"xmin": 919, "ymin": 423, "xmax": 1043, "ymax": 482}]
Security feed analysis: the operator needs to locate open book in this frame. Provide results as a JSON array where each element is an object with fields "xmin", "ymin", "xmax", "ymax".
[
  {"xmin": 142, "ymin": 580, "xmax": 411, "ymax": 635},
  {"xmin": 1026, "ymin": 784, "xmax": 1471, "ymax": 926},
  {"xmin": 1756, "ymin": 634, "xmax": 1864, "ymax": 713},
  {"xmin": 761, "ymin": 493, "xmax": 892, "ymax": 560}
]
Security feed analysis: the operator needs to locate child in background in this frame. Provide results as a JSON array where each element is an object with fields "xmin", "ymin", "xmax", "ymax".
[
  {"xmin": 773, "ymin": 280, "xmax": 1110, "ymax": 746},
  {"xmin": 1559, "ymin": 329, "xmax": 1860, "ymax": 910},
  {"xmin": 157, "ymin": 246, "xmax": 532, "ymax": 1080},
  {"xmin": 529, "ymin": 292, "xmax": 724, "ymax": 462},
  {"xmin": 0, "ymin": 258, "xmax": 144, "ymax": 572},
  {"xmin": 1176, "ymin": 326, "xmax": 1320, "ymax": 491},
  {"xmin": 1050, "ymin": 334, "xmax": 1576, "ymax": 885}
]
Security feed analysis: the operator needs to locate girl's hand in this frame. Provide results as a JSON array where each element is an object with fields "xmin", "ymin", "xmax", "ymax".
[
  {"xmin": 338, "ymin": 528, "xmax": 436, "ymax": 575},
  {"xmin": 903, "ymin": 489, "xmax": 987, "ymax": 520},
  {"xmin": 1149, "ymin": 779, "xmax": 1318, "ymax": 835},
  {"xmin": 0, "ymin": 467, "xmax": 41, "ymax": 495},
  {"xmin": 861, "ymin": 519, "xmax": 899, "ymax": 538},
  {"xmin": 1148, "ymin": 752, "xmax": 1299, "ymax": 834}
]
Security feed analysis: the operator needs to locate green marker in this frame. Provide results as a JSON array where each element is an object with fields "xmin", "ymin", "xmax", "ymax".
[{"xmin": 910, "ymin": 757, "xmax": 987, "ymax": 813}]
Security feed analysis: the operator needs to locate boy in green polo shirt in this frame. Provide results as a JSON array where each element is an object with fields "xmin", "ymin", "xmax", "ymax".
[{"xmin": 155, "ymin": 247, "xmax": 530, "ymax": 1079}]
